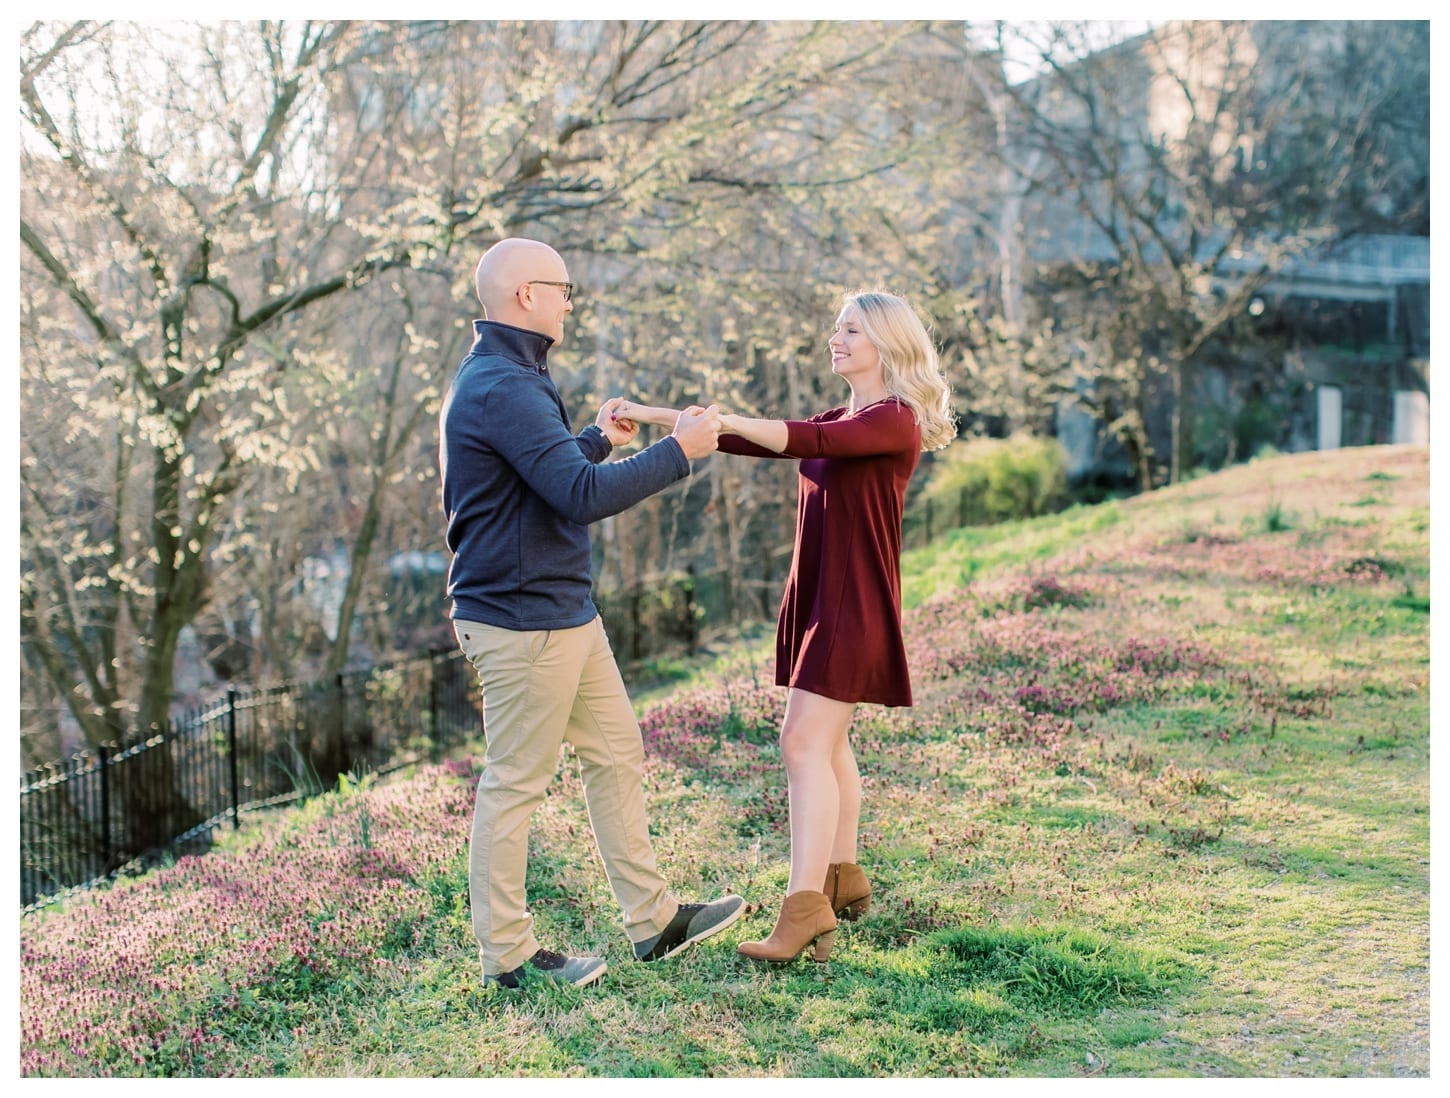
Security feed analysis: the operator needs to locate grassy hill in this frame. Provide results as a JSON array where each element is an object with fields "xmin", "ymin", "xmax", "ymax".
[{"xmin": 19, "ymin": 445, "xmax": 1430, "ymax": 1078}]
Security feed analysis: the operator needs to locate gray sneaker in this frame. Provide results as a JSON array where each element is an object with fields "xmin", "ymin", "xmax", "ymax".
[
  {"xmin": 634, "ymin": 894, "xmax": 746, "ymax": 962},
  {"xmin": 483, "ymin": 948, "xmax": 608, "ymax": 989}
]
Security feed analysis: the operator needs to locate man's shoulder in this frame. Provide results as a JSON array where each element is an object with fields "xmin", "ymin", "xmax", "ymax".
[
  {"xmin": 455, "ymin": 348, "xmax": 511, "ymax": 378},
  {"xmin": 446, "ymin": 355, "xmax": 562, "ymax": 442},
  {"xmin": 452, "ymin": 353, "xmax": 548, "ymax": 398}
]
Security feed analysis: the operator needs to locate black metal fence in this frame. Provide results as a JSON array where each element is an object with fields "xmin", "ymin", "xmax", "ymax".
[{"xmin": 18, "ymin": 649, "xmax": 482, "ymax": 913}]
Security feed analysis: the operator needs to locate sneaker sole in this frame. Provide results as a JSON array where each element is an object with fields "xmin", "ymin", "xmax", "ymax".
[
  {"xmin": 568, "ymin": 962, "xmax": 609, "ymax": 988},
  {"xmin": 652, "ymin": 901, "xmax": 746, "ymax": 963},
  {"xmin": 483, "ymin": 961, "xmax": 609, "ymax": 990}
]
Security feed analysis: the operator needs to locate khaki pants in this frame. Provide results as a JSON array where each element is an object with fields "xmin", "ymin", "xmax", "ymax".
[{"xmin": 455, "ymin": 615, "xmax": 677, "ymax": 975}]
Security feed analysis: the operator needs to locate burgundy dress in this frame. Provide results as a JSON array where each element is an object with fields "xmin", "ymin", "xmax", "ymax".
[{"xmin": 718, "ymin": 399, "xmax": 921, "ymax": 707}]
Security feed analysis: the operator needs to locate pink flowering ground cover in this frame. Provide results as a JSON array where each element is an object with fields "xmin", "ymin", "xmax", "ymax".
[
  {"xmin": 18, "ymin": 446, "xmax": 1429, "ymax": 1078},
  {"xmin": 19, "ymin": 765, "xmax": 476, "ymax": 1076}
]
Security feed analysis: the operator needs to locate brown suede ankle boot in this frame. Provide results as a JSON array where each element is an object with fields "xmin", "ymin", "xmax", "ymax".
[
  {"xmin": 824, "ymin": 862, "xmax": 872, "ymax": 920},
  {"xmin": 736, "ymin": 891, "xmax": 839, "ymax": 963}
]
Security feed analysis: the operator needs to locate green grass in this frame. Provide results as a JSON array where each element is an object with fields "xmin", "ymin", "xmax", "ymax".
[
  {"xmin": 18, "ymin": 445, "xmax": 1430, "ymax": 1078},
  {"xmin": 901, "ymin": 501, "xmax": 1124, "ymax": 608}
]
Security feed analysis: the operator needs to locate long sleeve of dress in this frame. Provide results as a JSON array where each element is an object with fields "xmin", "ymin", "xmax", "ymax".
[
  {"xmin": 781, "ymin": 400, "xmax": 920, "ymax": 459},
  {"xmin": 717, "ymin": 434, "xmax": 791, "ymax": 459},
  {"xmin": 718, "ymin": 400, "xmax": 919, "ymax": 461}
]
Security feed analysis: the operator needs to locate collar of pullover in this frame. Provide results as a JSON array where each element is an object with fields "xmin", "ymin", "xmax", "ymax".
[{"xmin": 469, "ymin": 319, "xmax": 555, "ymax": 375}]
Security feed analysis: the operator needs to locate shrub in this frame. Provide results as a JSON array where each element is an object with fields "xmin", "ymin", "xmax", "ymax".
[
  {"xmin": 1261, "ymin": 496, "xmax": 1296, "ymax": 533},
  {"xmin": 909, "ymin": 433, "xmax": 1067, "ymax": 535}
]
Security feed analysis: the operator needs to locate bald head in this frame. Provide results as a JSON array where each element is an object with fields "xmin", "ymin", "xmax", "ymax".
[
  {"xmin": 470, "ymin": 237, "xmax": 575, "ymax": 344},
  {"xmin": 475, "ymin": 237, "xmax": 567, "ymax": 308},
  {"xmin": 473, "ymin": 238, "xmax": 574, "ymax": 344}
]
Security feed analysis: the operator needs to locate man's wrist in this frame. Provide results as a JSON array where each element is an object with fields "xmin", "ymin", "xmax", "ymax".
[{"xmin": 580, "ymin": 423, "xmax": 613, "ymax": 459}]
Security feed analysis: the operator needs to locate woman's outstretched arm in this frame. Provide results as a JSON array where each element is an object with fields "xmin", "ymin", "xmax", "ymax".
[
  {"xmin": 610, "ymin": 401, "xmax": 682, "ymax": 430},
  {"xmin": 613, "ymin": 400, "xmax": 795, "ymax": 459}
]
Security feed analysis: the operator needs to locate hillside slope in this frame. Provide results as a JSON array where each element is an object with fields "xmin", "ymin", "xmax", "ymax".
[{"xmin": 20, "ymin": 445, "xmax": 1430, "ymax": 1078}]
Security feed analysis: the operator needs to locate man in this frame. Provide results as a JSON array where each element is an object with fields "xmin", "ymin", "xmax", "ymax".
[{"xmin": 439, "ymin": 237, "xmax": 743, "ymax": 989}]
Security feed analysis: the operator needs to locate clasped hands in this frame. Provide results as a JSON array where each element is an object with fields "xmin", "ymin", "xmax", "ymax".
[{"xmin": 596, "ymin": 397, "xmax": 735, "ymax": 461}]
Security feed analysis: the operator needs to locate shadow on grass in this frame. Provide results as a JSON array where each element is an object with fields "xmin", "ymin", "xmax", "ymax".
[{"xmin": 709, "ymin": 921, "xmax": 1199, "ymax": 1077}]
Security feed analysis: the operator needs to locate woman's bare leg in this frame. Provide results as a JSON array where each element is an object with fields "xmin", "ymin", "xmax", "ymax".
[
  {"xmin": 779, "ymin": 688, "xmax": 858, "ymax": 895},
  {"xmin": 829, "ymin": 733, "xmax": 862, "ymax": 865}
]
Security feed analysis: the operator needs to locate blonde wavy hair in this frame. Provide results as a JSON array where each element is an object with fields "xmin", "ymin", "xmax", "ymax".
[{"xmin": 842, "ymin": 290, "xmax": 956, "ymax": 451}]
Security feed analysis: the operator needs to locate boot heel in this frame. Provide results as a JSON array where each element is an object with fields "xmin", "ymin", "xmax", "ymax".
[
  {"xmin": 810, "ymin": 929, "xmax": 837, "ymax": 963},
  {"xmin": 840, "ymin": 896, "xmax": 872, "ymax": 921}
]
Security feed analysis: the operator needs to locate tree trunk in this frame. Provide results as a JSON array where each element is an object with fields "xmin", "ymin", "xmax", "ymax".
[
  {"xmin": 132, "ymin": 614, "xmax": 203, "ymax": 851},
  {"xmin": 130, "ymin": 444, "xmax": 206, "ymax": 849},
  {"xmin": 1171, "ymin": 357, "xmax": 1196, "ymax": 485},
  {"xmin": 710, "ymin": 467, "xmax": 735, "ymax": 623},
  {"xmin": 324, "ymin": 482, "xmax": 382, "ymax": 680},
  {"xmin": 1115, "ymin": 403, "xmax": 1157, "ymax": 494}
]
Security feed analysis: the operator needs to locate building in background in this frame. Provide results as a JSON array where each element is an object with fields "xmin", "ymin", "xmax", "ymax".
[{"xmin": 995, "ymin": 19, "xmax": 1428, "ymax": 482}]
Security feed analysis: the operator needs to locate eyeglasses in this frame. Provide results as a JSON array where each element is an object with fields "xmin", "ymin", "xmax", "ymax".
[{"xmin": 526, "ymin": 280, "xmax": 574, "ymax": 302}]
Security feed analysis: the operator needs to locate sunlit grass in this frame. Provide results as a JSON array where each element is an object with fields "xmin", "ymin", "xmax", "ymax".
[
  {"xmin": 901, "ymin": 501, "xmax": 1124, "ymax": 608},
  {"xmin": 18, "ymin": 446, "xmax": 1428, "ymax": 1078}
]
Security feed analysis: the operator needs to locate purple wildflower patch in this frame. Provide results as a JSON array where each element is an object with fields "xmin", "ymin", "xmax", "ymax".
[{"xmin": 19, "ymin": 769, "xmax": 473, "ymax": 1077}]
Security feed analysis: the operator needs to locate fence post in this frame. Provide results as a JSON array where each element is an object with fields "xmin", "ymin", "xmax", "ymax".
[
  {"xmin": 684, "ymin": 571, "xmax": 698, "ymax": 653},
  {"xmin": 226, "ymin": 687, "xmax": 240, "ymax": 830},
  {"xmin": 428, "ymin": 650, "xmax": 442, "ymax": 764},
  {"xmin": 98, "ymin": 744, "xmax": 111, "ymax": 871},
  {"xmin": 336, "ymin": 672, "xmax": 347, "ymax": 786}
]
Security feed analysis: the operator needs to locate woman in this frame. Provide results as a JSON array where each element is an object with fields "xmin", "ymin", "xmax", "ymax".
[{"xmin": 615, "ymin": 290, "xmax": 954, "ymax": 963}]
